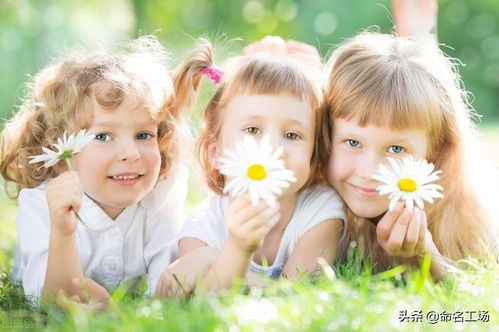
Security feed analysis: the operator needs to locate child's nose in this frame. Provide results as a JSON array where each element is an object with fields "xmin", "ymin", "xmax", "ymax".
[
  {"xmin": 267, "ymin": 132, "xmax": 282, "ymax": 150},
  {"xmin": 356, "ymin": 152, "xmax": 380, "ymax": 179},
  {"xmin": 266, "ymin": 133, "xmax": 290, "ymax": 163},
  {"xmin": 118, "ymin": 140, "xmax": 140, "ymax": 162}
]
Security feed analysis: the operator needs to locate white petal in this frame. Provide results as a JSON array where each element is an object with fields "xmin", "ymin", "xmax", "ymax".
[
  {"xmin": 405, "ymin": 196, "xmax": 414, "ymax": 211},
  {"xmin": 249, "ymin": 183, "xmax": 260, "ymax": 206},
  {"xmin": 414, "ymin": 196, "xmax": 425, "ymax": 210},
  {"xmin": 389, "ymin": 197, "xmax": 399, "ymax": 211},
  {"xmin": 377, "ymin": 184, "xmax": 397, "ymax": 196}
]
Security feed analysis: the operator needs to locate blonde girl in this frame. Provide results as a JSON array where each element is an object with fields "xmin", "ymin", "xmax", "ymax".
[
  {"xmin": 156, "ymin": 40, "xmax": 346, "ymax": 296},
  {"xmin": 0, "ymin": 36, "xmax": 203, "ymax": 308},
  {"xmin": 324, "ymin": 32, "xmax": 498, "ymax": 278}
]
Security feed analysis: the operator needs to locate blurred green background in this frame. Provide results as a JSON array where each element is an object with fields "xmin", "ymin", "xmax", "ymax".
[{"xmin": 1, "ymin": 0, "xmax": 499, "ymax": 125}]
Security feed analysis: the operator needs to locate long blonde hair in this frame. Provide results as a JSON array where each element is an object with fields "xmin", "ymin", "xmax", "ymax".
[
  {"xmin": 195, "ymin": 51, "xmax": 327, "ymax": 195},
  {"xmin": 0, "ymin": 35, "xmax": 206, "ymax": 199},
  {"xmin": 324, "ymin": 32, "xmax": 498, "ymax": 269}
]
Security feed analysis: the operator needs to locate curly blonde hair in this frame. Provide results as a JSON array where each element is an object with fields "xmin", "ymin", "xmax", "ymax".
[
  {"xmin": 1, "ymin": 35, "xmax": 203, "ymax": 199},
  {"xmin": 325, "ymin": 32, "xmax": 498, "ymax": 268}
]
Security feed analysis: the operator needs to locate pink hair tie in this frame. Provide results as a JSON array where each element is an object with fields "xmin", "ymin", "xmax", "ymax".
[{"xmin": 202, "ymin": 66, "xmax": 223, "ymax": 84}]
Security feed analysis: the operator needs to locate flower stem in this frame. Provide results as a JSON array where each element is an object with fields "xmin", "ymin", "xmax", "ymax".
[
  {"xmin": 64, "ymin": 158, "xmax": 73, "ymax": 171},
  {"xmin": 64, "ymin": 158, "xmax": 91, "ymax": 231}
]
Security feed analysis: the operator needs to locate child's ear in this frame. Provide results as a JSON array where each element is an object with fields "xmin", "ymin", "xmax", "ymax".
[{"xmin": 206, "ymin": 135, "xmax": 220, "ymax": 169}]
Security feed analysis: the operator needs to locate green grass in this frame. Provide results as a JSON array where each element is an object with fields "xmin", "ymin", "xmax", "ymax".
[
  {"xmin": 0, "ymin": 125, "xmax": 498, "ymax": 331},
  {"xmin": 1, "ymin": 255, "xmax": 497, "ymax": 331}
]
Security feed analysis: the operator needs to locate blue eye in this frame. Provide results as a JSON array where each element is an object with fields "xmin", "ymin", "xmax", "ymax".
[
  {"xmin": 244, "ymin": 127, "xmax": 261, "ymax": 135},
  {"xmin": 389, "ymin": 145, "xmax": 404, "ymax": 153},
  {"xmin": 95, "ymin": 133, "xmax": 110, "ymax": 141},
  {"xmin": 346, "ymin": 139, "xmax": 360, "ymax": 147},
  {"xmin": 137, "ymin": 132, "xmax": 153, "ymax": 140}
]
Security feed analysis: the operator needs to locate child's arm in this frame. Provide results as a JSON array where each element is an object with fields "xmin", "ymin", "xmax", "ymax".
[
  {"xmin": 281, "ymin": 219, "xmax": 343, "ymax": 278},
  {"xmin": 392, "ymin": 0, "xmax": 438, "ymax": 39},
  {"xmin": 157, "ymin": 195, "xmax": 280, "ymax": 295},
  {"xmin": 200, "ymin": 195, "xmax": 280, "ymax": 291},
  {"xmin": 242, "ymin": 37, "xmax": 322, "ymax": 76},
  {"xmin": 376, "ymin": 203, "xmax": 449, "ymax": 280},
  {"xmin": 42, "ymin": 171, "xmax": 85, "ymax": 300}
]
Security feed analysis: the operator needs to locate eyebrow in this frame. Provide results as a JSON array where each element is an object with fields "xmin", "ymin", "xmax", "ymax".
[
  {"xmin": 336, "ymin": 131, "xmax": 420, "ymax": 147},
  {"xmin": 242, "ymin": 115, "xmax": 311, "ymax": 128},
  {"xmin": 91, "ymin": 119, "xmax": 157, "ymax": 128}
]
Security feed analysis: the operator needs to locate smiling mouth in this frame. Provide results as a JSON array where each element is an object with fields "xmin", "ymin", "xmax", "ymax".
[
  {"xmin": 107, "ymin": 174, "xmax": 144, "ymax": 183},
  {"xmin": 349, "ymin": 183, "xmax": 379, "ymax": 197},
  {"xmin": 109, "ymin": 174, "xmax": 141, "ymax": 180}
]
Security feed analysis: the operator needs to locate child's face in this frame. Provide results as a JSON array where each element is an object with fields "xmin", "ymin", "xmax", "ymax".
[
  {"xmin": 214, "ymin": 93, "xmax": 315, "ymax": 197},
  {"xmin": 72, "ymin": 95, "xmax": 161, "ymax": 219},
  {"xmin": 327, "ymin": 118, "xmax": 428, "ymax": 219}
]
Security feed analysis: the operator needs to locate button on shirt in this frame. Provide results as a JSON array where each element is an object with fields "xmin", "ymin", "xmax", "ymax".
[{"xmin": 12, "ymin": 164, "xmax": 188, "ymax": 299}]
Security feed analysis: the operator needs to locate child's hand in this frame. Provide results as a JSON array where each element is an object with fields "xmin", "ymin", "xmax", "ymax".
[
  {"xmin": 284, "ymin": 40, "xmax": 322, "ymax": 72},
  {"xmin": 243, "ymin": 36, "xmax": 322, "ymax": 73},
  {"xmin": 242, "ymin": 35, "xmax": 287, "ymax": 57},
  {"xmin": 224, "ymin": 194, "xmax": 280, "ymax": 254},
  {"xmin": 55, "ymin": 277, "xmax": 112, "ymax": 313},
  {"xmin": 46, "ymin": 171, "xmax": 83, "ymax": 238},
  {"xmin": 392, "ymin": 0, "xmax": 438, "ymax": 37},
  {"xmin": 376, "ymin": 203, "xmax": 430, "ymax": 258},
  {"xmin": 156, "ymin": 246, "xmax": 219, "ymax": 299}
]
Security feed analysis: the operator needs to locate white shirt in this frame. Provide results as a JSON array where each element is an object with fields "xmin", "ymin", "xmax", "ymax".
[
  {"xmin": 178, "ymin": 186, "xmax": 346, "ymax": 277},
  {"xmin": 12, "ymin": 164, "xmax": 187, "ymax": 299}
]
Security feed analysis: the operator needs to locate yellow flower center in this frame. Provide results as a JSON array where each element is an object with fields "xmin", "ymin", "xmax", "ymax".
[
  {"xmin": 398, "ymin": 178, "xmax": 417, "ymax": 192},
  {"xmin": 247, "ymin": 164, "xmax": 267, "ymax": 180}
]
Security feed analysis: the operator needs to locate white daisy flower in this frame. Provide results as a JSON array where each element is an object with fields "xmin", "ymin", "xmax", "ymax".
[
  {"xmin": 219, "ymin": 135, "xmax": 297, "ymax": 207},
  {"xmin": 372, "ymin": 155, "xmax": 444, "ymax": 211},
  {"xmin": 29, "ymin": 130, "xmax": 94, "ymax": 169},
  {"xmin": 28, "ymin": 129, "xmax": 94, "ymax": 230}
]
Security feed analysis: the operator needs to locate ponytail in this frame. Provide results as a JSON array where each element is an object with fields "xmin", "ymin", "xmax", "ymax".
[{"xmin": 170, "ymin": 38, "xmax": 215, "ymax": 118}]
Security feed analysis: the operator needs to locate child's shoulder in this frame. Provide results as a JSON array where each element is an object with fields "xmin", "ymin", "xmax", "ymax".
[
  {"xmin": 295, "ymin": 185, "xmax": 346, "ymax": 222},
  {"xmin": 18, "ymin": 182, "xmax": 48, "ymax": 202},
  {"xmin": 299, "ymin": 185, "xmax": 343, "ymax": 206},
  {"xmin": 188, "ymin": 194, "xmax": 227, "ymax": 220},
  {"xmin": 17, "ymin": 183, "xmax": 50, "ymax": 219}
]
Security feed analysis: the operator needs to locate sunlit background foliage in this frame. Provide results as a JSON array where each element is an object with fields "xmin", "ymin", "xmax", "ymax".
[{"xmin": 1, "ymin": 0, "xmax": 499, "ymax": 123}]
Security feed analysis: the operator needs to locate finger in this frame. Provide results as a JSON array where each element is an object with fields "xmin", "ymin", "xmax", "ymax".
[
  {"xmin": 56, "ymin": 289, "xmax": 69, "ymax": 307},
  {"xmin": 286, "ymin": 40, "xmax": 319, "ymax": 55},
  {"xmin": 72, "ymin": 278, "xmax": 89, "ymax": 303},
  {"xmin": 68, "ymin": 193, "xmax": 82, "ymax": 213},
  {"xmin": 70, "ymin": 295, "xmax": 81, "ymax": 302},
  {"xmin": 241, "ymin": 206, "xmax": 279, "ymax": 232},
  {"xmin": 415, "ymin": 210, "xmax": 428, "ymax": 253},
  {"xmin": 168, "ymin": 283, "xmax": 178, "ymax": 299},
  {"xmin": 385, "ymin": 207, "xmax": 413, "ymax": 256},
  {"xmin": 231, "ymin": 199, "xmax": 269, "ymax": 226},
  {"xmin": 259, "ymin": 211, "xmax": 281, "ymax": 237},
  {"xmin": 402, "ymin": 208, "xmax": 421, "ymax": 255},
  {"xmin": 89, "ymin": 302, "xmax": 108, "ymax": 313},
  {"xmin": 267, "ymin": 210, "xmax": 281, "ymax": 227},
  {"xmin": 261, "ymin": 35, "xmax": 285, "ymax": 47},
  {"xmin": 56, "ymin": 289, "xmax": 77, "ymax": 312},
  {"xmin": 155, "ymin": 276, "xmax": 164, "ymax": 297},
  {"xmin": 160, "ymin": 272, "xmax": 175, "ymax": 298},
  {"xmin": 230, "ymin": 194, "xmax": 252, "ymax": 211},
  {"xmin": 376, "ymin": 202, "xmax": 403, "ymax": 242},
  {"xmin": 241, "ymin": 44, "xmax": 256, "ymax": 55},
  {"xmin": 81, "ymin": 277, "xmax": 109, "ymax": 300}
]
